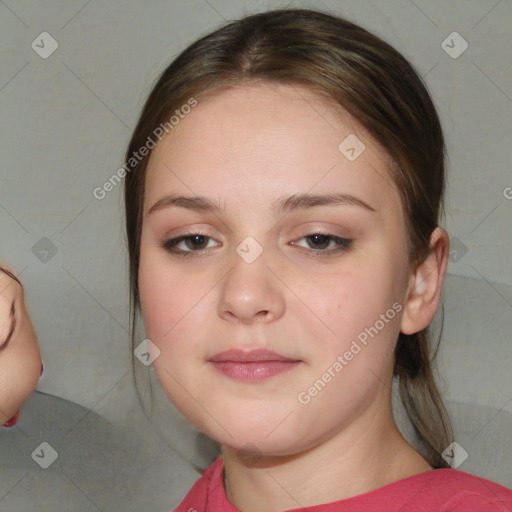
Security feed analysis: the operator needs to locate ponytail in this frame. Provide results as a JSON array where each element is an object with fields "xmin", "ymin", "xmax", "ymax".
[{"xmin": 394, "ymin": 308, "xmax": 453, "ymax": 468}]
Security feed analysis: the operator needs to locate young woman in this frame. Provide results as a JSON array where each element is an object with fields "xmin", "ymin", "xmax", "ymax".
[
  {"xmin": 123, "ymin": 8, "xmax": 512, "ymax": 511},
  {"xmin": 0, "ymin": 265, "xmax": 42, "ymax": 428}
]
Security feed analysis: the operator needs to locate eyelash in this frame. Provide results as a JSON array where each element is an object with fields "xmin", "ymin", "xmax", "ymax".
[{"xmin": 161, "ymin": 232, "xmax": 352, "ymax": 258}]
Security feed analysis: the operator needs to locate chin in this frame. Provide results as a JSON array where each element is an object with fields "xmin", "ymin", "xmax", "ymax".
[{"xmin": 197, "ymin": 409, "xmax": 308, "ymax": 456}]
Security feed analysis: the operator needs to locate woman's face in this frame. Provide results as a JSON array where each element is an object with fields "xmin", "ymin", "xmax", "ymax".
[
  {"xmin": 0, "ymin": 268, "xmax": 41, "ymax": 424},
  {"xmin": 139, "ymin": 84, "xmax": 414, "ymax": 455}
]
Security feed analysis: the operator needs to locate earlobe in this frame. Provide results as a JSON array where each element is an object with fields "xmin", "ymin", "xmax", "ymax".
[{"xmin": 400, "ymin": 227, "xmax": 449, "ymax": 335}]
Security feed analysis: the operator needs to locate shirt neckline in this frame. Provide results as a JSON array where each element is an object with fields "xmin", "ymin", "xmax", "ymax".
[{"xmin": 214, "ymin": 457, "xmax": 452, "ymax": 510}]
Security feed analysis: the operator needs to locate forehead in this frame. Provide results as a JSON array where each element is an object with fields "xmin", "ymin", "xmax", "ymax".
[{"xmin": 144, "ymin": 84, "xmax": 399, "ymax": 214}]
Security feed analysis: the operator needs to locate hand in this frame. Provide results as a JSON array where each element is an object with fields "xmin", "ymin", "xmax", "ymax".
[{"xmin": 0, "ymin": 264, "xmax": 41, "ymax": 424}]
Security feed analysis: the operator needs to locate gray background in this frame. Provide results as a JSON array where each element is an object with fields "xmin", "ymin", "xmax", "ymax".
[{"xmin": 1, "ymin": 0, "xmax": 511, "ymax": 510}]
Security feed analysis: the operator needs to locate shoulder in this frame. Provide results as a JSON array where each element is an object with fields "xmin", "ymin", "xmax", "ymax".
[
  {"xmin": 333, "ymin": 468, "xmax": 512, "ymax": 512},
  {"xmin": 437, "ymin": 469, "xmax": 512, "ymax": 512},
  {"xmin": 390, "ymin": 469, "xmax": 512, "ymax": 512},
  {"xmin": 429, "ymin": 468, "xmax": 511, "ymax": 491}
]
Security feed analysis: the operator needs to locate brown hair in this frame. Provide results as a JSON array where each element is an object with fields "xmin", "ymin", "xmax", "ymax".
[{"xmin": 124, "ymin": 8, "xmax": 453, "ymax": 468}]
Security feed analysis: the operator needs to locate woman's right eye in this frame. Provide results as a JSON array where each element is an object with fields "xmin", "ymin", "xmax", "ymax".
[{"xmin": 162, "ymin": 234, "xmax": 220, "ymax": 256}]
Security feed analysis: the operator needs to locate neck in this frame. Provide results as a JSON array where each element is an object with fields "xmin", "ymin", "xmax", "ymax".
[{"xmin": 221, "ymin": 399, "xmax": 431, "ymax": 512}]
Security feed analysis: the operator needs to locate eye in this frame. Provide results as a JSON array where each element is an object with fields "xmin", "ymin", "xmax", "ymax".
[
  {"xmin": 291, "ymin": 233, "xmax": 352, "ymax": 255},
  {"xmin": 162, "ymin": 233, "xmax": 220, "ymax": 256}
]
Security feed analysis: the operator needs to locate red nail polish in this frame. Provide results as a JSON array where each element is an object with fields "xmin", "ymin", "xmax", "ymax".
[{"xmin": 3, "ymin": 409, "xmax": 19, "ymax": 428}]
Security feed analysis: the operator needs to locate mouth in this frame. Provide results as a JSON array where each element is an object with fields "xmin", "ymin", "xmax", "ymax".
[
  {"xmin": 209, "ymin": 349, "xmax": 302, "ymax": 381},
  {"xmin": 209, "ymin": 348, "xmax": 299, "ymax": 363}
]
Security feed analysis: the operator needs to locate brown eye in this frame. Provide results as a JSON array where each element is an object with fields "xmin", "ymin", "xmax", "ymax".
[
  {"xmin": 162, "ymin": 233, "xmax": 220, "ymax": 256},
  {"xmin": 183, "ymin": 235, "xmax": 210, "ymax": 250},
  {"xmin": 306, "ymin": 234, "xmax": 331, "ymax": 250},
  {"xmin": 292, "ymin": 233, "xmax": 352, "ymax": 255}
]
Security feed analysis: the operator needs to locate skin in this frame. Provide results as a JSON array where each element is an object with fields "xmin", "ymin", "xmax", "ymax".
[
  {"xmin": 138, "ymin": 84, "xmax": 449, "ymax": 511},
  {"xmin": 0, "ymin": 264, "xmax": 42, "ymax": 424}
]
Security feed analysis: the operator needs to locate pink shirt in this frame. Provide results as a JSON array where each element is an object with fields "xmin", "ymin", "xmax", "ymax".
[{"xmin": 173, "ymin": 456, "xmax": 512, "ymax": 512}]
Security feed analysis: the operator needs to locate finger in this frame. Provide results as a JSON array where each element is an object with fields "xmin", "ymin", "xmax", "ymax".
[{"xmin": 0, "ymin": 301, "xmax": 16, "ymax": 351}]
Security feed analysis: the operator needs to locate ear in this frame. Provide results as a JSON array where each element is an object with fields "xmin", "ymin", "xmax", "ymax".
[{"xmin": 400, "ymin": 227, "xmax": 449, "ymax": 335}]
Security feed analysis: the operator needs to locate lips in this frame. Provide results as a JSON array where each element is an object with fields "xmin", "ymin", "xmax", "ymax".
[
  {"xmin": 209, "ymin": 349, "xmax": 301, "ymax": 381},
  {"xmin": 209, "ymin": 348, "xmax": 299, "ymax": 363}
]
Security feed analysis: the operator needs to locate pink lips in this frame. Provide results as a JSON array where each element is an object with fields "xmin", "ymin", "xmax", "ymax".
[{"xmin": 209, "ymin": 349, "xmax": 301, "ymax": 381}]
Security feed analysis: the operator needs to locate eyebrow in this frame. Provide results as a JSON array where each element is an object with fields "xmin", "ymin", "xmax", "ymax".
[{"xmin": 148, "ymin": 192, "xmax": 376, "ymax": 215}]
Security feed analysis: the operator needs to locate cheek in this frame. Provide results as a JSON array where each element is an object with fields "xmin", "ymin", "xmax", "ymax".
[
  {"xmin": 138, "ymin": 250, "xmax": 212, "ymax": 355},
  {"xmin": 294, "ymin": 265, "xmax": 405, "ymax": 416},
  {"xmin": 301, "ymin": 262, "xmax": 402, "ymax": 352},
  {"xmin": 293, "ymin": 267, "xmax": 403, "ymax": 421}
]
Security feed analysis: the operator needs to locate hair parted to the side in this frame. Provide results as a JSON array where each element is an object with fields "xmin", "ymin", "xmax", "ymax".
[{"xmin": 124, "ymin": 8, "xmax": 453, "ymax": 468}]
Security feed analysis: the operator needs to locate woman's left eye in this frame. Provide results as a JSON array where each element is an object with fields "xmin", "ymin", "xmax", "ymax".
[{"xmin": 291, "ymin": 233, "xmax": 352, "ymax": 254}]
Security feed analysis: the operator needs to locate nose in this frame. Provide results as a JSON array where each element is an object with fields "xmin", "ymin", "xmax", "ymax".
[{"xmin": 217, "ymin": 248, "xmax": 285, "ymax": 324}]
